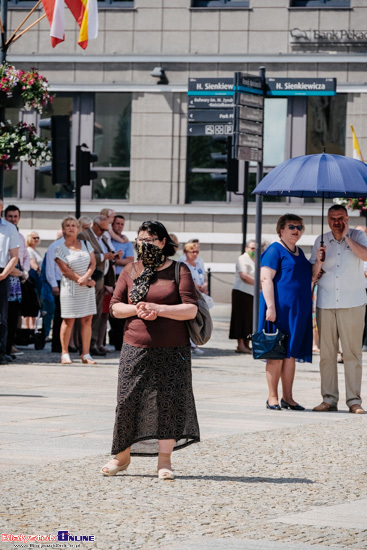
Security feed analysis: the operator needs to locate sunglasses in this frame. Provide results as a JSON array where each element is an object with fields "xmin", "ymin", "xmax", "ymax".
[
  {"xmin": 287, "ymin": 224, "xmax": 304, "ymax": 231},
  {"xmin": 33, "ymin": 236, "xmax": 40, "ymax": 240}
]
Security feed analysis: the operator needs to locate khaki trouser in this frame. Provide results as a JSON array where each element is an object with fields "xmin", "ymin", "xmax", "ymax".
[{"xmin": 316, "ymin": 305, "xmax": 365, "ymax": 407}]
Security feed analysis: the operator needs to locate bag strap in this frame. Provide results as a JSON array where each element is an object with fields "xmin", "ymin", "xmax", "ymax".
[{"xmin": 174, "ymin": 260, "xmax": 181, "ymax": 287}]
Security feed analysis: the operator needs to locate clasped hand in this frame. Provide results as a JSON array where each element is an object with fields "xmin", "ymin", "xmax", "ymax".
[
  {"xmin": 136, "ymin": 302, "xmax": 160, "ymax": 321},
  {"xmin": 77, "ymin": 274, "xmax": 95, "ymax": 287}
]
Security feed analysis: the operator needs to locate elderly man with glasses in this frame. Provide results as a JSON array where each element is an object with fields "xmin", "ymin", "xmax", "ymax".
[
  {"xmin": 78, "ymin": 215, "xmax": 120, "ymax": 356},
  {"xmin": 310, "ymin": 204, "xmax": 367, "ymax": 414}
]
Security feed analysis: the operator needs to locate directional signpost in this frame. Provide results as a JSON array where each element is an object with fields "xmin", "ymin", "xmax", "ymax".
[
  {"xmin": 232, "ymin": 72, "xmax": 265, "ymax": 163},
  {"xmin": 187, "ymin": 78, "xmax": 234, "ymax": 137}
]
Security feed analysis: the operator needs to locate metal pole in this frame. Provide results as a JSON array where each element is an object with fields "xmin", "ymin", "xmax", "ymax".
[
  {"xmin": 207, "ymin": 267, "xmax": 211, "ymax": 297},
  {"xmin": 75, "ymin": 145, "xmax": 81, "ymax": 219},
  {"xmin": 241, "ymin": 160, "xmax": 249, "ymax": 254},
  {"xmin": 252, "ymin": 66, "xmax": 266, "ymax": 333},
  {"xmin": 0, "ymin": 0, "xmax": 8, "ymax": 198}
]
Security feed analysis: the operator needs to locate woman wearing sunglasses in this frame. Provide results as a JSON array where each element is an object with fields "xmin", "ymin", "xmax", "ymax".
[
  {"xmin": 101, "ymin": 221, "xmax": 200, "ymax": 480},
  {"xmin": 259, "ymin": 214, "xmax": 324, "ymax": 411}
]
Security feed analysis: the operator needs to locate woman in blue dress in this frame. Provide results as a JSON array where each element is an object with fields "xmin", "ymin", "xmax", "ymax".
[{"xmin": 259, "ymin": 214, "xmax": 324, "ymax": 411}]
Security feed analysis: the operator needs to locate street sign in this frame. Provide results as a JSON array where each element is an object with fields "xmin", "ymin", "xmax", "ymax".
[
  {"xmin": 237, "ymin": 104, "xmax": 263, "ymax": 122},
  {"xmin": 266, "ymin": 77, "xmax": 337, "ymax": 96},
  {"xmin": 235, "ymin": 74, "xmax": 264, "ymax": 95},
  {"xmin": 238, "ymin": 133, "xmax": 263, "ymax": 149},
  {"xmin": 235, "ymin": 146, "xmax": 263, "ymax": 163},
  {"xmin": 188, "ymin": 123, "xmax": 233, "ymax": 136},
  {"xmin": 237, "ymin": 92, "xmax": 264, "ymax": 108},
  {"xmin": 187, "ymin": 78, "xmax": 235, "ymax": 136},
  {"xmin": 238, "ymin": 119, "xmax": 263, "ymax": 135},
  {"xmin": 233, "ymin": 72, "xmax": 265, "ymax": 163},
  {"xmin": 188, "ymin": 77, "xmax": 234, "ymax": 95},
  {"xmin": 188, "ymin": 95, "xmax": 234, "ymax": 109},
  {"xmin": 188, "ymin": 110, "xmax": 234, "ymax": 123}
]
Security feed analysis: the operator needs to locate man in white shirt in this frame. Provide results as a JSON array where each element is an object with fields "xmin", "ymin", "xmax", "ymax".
[
  {"xmin": 0, "ymin": 198, "xmax": 20, "ymax": 364},
  {"xmin": 310, "ymin": 205, "xmax": 367, "ymax": 414}
]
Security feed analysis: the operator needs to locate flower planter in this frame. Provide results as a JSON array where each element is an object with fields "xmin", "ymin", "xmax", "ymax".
[{"xmin": 0, "ymin": 84, "xmax": 24, "ymax": 108}]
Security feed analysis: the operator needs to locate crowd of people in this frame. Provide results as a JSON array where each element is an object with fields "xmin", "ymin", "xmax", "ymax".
[
  {"xmin": 0, "ymin": 203, "xmax": 211, "ymax": 365},
  {"xmin": 1, "ymin": 199, "xmax": 367, "ymax": 480}
]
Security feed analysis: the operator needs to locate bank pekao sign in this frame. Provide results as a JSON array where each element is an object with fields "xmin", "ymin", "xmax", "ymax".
[{"xmin": 290, "ymin": 28, "xmax": 367, "ymax": 44}]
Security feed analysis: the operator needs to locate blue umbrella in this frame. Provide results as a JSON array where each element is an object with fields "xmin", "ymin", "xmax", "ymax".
[{"xmin": 253, "ymin": 152, "xmax": 367, "ymax": 244}]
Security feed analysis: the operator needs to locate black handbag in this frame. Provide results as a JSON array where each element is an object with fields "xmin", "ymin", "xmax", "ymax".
[
  {"xmin": 91, "ymin": 268, "xmax": 104, "ymax": 282},
  {"xmin": 251, "ymin": 321, "xmax": 288, "ymax": 360}
]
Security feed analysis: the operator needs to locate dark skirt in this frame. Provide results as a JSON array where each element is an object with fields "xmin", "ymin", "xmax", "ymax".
[
  {"xmin": 111, "ymin": 343, "xmax": 200, "ymax": 456},
  {"xmin": 229, "ymin": 289, "xmax": 253, "ymax": 340}
]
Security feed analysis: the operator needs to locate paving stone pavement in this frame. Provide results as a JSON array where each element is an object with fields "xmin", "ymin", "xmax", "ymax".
[{"xmin": 1, "ymin": 303, "xmax": 367, "ymax": 550}]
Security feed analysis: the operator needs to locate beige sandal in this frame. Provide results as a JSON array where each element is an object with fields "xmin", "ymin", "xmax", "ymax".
[
  {"xmin": 81, "ymin": 353, "xmax": 97, "ymax": 365},
  {"xmin": 61, "ymin": 353, "xmax": 72, "ymax": 365},
  {"xmin": 157, "ymin": 452, "xmax": 174, "ymax": 480},
  {"xmin": 100, "ymin": 459, "xmax": 130, "ymax": 476},
  {"xmin": 158, "ymin": 468, "xmax": 174, "ymax": 480}
]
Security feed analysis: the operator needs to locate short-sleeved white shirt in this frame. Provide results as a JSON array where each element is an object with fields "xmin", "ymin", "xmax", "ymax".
[
  {"xmin": 0, "ymin": 217, "xmax": 20, "ymax": 268},
  {"xmin": 233, "ymin": 252, "xmax": 255, "ymax": 296},
  {"xmin": 310, "ymin": 228, "xmax": 367, "ymax": 309}
]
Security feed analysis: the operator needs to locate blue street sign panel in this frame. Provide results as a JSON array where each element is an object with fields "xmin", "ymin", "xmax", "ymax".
[
  {"xmin": 188, "ymin": 77, "xmax": 234, "ymax": 96},
  {"xmin": 188, "ymin": 123, "xmax": 233, "ymax": 136},
  {"xmin": 188, "ymin": 110, "xmax": 234, "ymax": 123},
  {"xmin": 266, "ymin": 77, "xmax": 336, "ymax": 96},
  {"xmin": 188, "ymin": 95, "xmax": 234, "ymax": 109}
]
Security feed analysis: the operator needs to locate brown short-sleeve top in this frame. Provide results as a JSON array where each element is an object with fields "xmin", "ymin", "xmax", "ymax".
[{"xmin": 110, "ymin": 260, "xmax": 197, "ymax": 348}]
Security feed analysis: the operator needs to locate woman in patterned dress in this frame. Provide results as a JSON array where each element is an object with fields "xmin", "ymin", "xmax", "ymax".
[
  {"xmin": 55, "ymin": 216, "xmax": 97, "ymax": 365},
  {"xmin": 101, "ymin": 220, "xmax": 200, "ymax": 480}
]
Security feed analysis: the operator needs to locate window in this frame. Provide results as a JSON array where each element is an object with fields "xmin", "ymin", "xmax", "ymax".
[
  {"xmin": 36, "ymin": 95, "xmax": 75, "ymax": 199},
  {"xmin": 306, "ymin": 95, "xmax": 347, "ymax": 156},
  {"xmin": 191, "ymin": 0, "xmax": 249, "ymax": 7},
  {"xmin": 186, "ymin": 136, "xmax": 227, "ymax": 202},
  {"xmin": 92, "ymin": 93, "xmax": 131, "ymax": 200},
  {"xmin": 186, "ymin": 98, "xmax": 287, "ymax": 203},
  {"xmin": 97, "ymin": 0, "xmax": 133, "ymax": 6},
  {"xmin": 290, "ymin": 0, "xmax": 350, "ymax": 7}
]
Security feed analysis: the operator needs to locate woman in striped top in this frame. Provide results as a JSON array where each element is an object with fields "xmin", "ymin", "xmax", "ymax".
[{"xmin": 55, "ymin": 216, "xmax": 97, "ymax": 365}]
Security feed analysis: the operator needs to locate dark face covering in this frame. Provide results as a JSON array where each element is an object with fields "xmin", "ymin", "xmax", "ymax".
[{"xmin": 129, "ymin": 241, "xmax": 166, "ymax": 304}]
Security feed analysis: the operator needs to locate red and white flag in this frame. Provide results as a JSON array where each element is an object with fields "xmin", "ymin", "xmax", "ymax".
[
  {"xmin": 41, "ymin": 0, "xmax": 65, "ymax": 47},
  {"xmin": 42, "ymin": 0, "xmax": 98, "ymax": 49}
]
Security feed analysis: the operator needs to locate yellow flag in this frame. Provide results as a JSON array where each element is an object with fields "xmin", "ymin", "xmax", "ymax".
[{"xmin": 351, "ymin": 124, "xmax": 364, "ymax": 162}]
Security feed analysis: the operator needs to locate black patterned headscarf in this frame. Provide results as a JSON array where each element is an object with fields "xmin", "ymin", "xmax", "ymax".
[{"xmin": 129, "ymin": 241, "xmax": 166, "ymax": 304}]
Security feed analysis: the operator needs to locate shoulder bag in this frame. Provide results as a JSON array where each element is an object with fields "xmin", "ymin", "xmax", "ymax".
[
  {"xmin": 174, "ymin": 261, "xmax": 213, "ymax": 346},
  {"xmin": 250, "ymin": 321, "xmax": 288, "ymax": 360}
]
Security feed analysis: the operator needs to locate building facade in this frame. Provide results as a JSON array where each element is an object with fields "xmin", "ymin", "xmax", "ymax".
[{"xmin": 3, "ymin": 0, "xmax": 367, "ymax": 300}]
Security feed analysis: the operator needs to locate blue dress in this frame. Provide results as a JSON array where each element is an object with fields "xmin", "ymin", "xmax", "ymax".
[{"xmin": 258, "ymin": 242, "xmax": 313, "ymax": 363}]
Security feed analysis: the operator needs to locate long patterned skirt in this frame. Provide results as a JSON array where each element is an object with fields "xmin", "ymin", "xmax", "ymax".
[{"xmin": 111, "ymin": 343, "xmax": 200, "ymax": 456}]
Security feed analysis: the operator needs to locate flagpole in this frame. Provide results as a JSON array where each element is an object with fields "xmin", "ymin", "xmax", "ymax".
[{"xmin": 6, "ymin": 0, "xmax": 43, "ymax": 46}]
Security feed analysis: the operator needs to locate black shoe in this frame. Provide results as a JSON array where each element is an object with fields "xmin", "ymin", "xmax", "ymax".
[
  {"xmin": 281, "ymin": 398, "xmax": 305, "ymax": 411},
  {"xmin": 266, "ymin": 400, "xmax": 281, "ymax": 410},
  {"xmin": 0, "ymin": 354, "xmax": 8, "ymax": 365},
  {"xmin": 90, "ymin": 347, "xmax": 106, "ymax": 356},
  {"xmin": 4, "ymin": 354, "xmax": 14, "ymax": 362}
]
